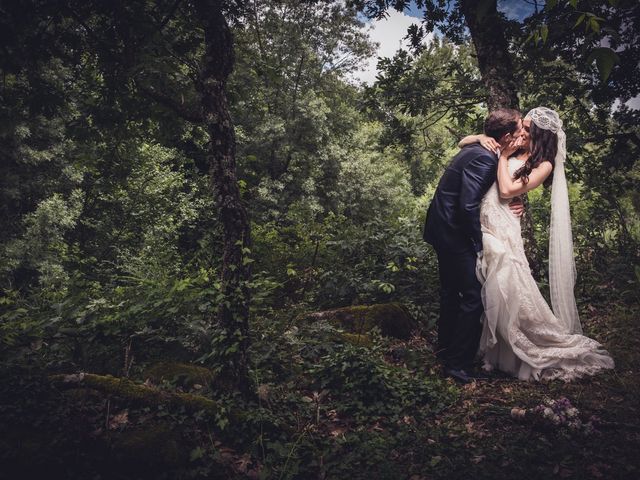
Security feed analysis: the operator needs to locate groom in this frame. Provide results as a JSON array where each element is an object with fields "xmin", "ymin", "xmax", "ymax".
[{"xmin": 424, "ymin": 108, "xmax": 524, "ymax": 383}]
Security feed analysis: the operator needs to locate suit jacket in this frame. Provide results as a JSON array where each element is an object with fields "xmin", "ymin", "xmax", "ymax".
[{"xmin": 423, "ymin": 144, "xmax": 498, "ymax": 253}]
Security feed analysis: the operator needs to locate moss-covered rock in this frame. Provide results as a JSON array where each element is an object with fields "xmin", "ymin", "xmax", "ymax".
[
  {"xmin": 144, "ymin": 361, "xmax": 216, "ymax": 388},
  {"xmin": 300, "ymin": 303, "xmax": 417, "ymax": 340}
]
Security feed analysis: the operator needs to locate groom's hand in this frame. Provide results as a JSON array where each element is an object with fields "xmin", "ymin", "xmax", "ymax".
[{"xmin": 509, "ymin": 197, "xmax": 525, "ymax": 217}]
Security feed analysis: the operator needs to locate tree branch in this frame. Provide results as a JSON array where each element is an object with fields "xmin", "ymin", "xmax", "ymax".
[
  {"xmin": 65, "ymin": 6, "xmax": 118, "ymax": 61},
  {"xmin": 158, "ymin": 0, "xmax": 184, "ymax": 31},
  {"xmin": 138, "ymin": 84, "xmax": 204, "ymax": 123},
  {"xmin": 581, "ymin": 132, "xmax": 640, "ymax": 147},
  {"xmin": 444, "ymin": 124, "xmax": 463, "ymax": 140}
]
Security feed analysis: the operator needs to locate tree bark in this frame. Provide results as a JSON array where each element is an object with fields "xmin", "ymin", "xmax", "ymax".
[
  {"xmin": 194, "ymin": 0, "xmax": 252, "ymax": 395},
  {"xmin": 460, "ymin": 0, "xmax": 541, "ymax": 279},
  {"xmin": 459, "ymin": 0, "xmax": 519, "ymax": 110}
]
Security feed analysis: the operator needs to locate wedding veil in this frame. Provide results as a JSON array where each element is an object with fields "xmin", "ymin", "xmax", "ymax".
[{"xmin": 526, "ymin": 107, "xmax": 582, "ymax": 334}]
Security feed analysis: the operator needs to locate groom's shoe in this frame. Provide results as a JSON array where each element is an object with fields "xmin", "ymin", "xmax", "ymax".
[{"xmin": 443, "ymin": 367, "xmax": 474, "ymax": 384}]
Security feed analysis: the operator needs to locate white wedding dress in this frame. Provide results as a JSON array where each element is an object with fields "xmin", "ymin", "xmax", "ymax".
[{"xmin": 476, "ymin": 158, "xmax": 615, "ymax": 381}]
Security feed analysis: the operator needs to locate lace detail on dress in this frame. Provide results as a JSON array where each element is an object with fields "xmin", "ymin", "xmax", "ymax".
[{"xmin": 476, "ymin": 158, "xmax": 614, "ymax": 382}]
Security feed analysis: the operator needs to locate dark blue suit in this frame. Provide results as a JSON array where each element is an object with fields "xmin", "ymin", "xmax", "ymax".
[{"xmin": 423, "ymin": 144, "xmax": 498, "ymax": 370}]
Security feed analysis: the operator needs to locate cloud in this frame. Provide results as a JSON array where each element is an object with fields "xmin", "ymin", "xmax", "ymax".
[
  {"xmin": 349, "ymin": 9, "xmax": 429, "ymax": 86},
  {"xmin": 498, "ymin": 0, "xmax": 538, "ymax": 21},
  {"xmin": 613, "ymin": 94, "xmax": 640, "ymax": 111}
]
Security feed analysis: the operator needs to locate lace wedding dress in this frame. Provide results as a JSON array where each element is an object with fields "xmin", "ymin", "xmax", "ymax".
[{"xmin": 476, "ymin": 158, "xmax": 615, "ymax": 381}]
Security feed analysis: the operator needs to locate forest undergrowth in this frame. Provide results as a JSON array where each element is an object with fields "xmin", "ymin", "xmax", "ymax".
[{"xmin": 1, "ymin": 284, "xmax": 638, "ymax": 480}]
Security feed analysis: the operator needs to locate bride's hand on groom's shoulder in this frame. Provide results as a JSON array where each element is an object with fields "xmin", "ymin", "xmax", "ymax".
[
  {"xmin": 458, "ymin": 133, "xmax": 499, "ymax": 152},
  {"xmin": 479, "ymin": 134, "xmax": 500, "ymax": 154}
]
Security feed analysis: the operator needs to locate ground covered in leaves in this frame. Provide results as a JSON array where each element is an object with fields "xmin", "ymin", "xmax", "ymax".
[{"xmin": 1, "ymin": 299, "xmax": 638, "ymax": 480}]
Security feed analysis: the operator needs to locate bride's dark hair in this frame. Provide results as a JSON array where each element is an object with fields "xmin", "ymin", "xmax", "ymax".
[{"xmin": 513, "ymin": 122, "xmax": 557, "ymax": 187}]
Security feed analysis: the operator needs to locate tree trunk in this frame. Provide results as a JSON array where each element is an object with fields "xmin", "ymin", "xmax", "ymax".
[
  {"xmin": 460, "ymin": 0, "xmax": 541, "ymax": 279},
  {"xmin": 459, "ymin": 0, "xmax": 519, "ymax": 110},
  {"xmin": 194, "ymin": 0, "xmax": 251, "ymax": 395}
]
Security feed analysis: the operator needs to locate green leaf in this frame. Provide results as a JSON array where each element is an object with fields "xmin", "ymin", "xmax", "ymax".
[
  {"xmin": 190, "ymin": 447, "xmax": 205, "ymax": 461},
  {"xmin": 546, "ymin": 0, "xmax": 557, "ymax": 9},
  {"xmin": 569, "ymin": 0, "xmax": 578, "ymax": 7},
  {"xmin": 540, "ymin": 25, "xmax": 548, "ymax": 44},
  {"xmin": 589, "ymin": 17, "xmax": 601, "ymax": 33},
  {"xmin": 587, "ymin": 47, "xmax": 620, "ymax": 82},
  {"xmin": 524, "ymin": 32, "xmax": 534, "ymax": 46},
  {"xmin": 217, "ymin": 416, "xmax": 229, "ymax": 430},
  {"xmin": 574, "ymin": 13, "xmax": 585, "ymax": 28}
]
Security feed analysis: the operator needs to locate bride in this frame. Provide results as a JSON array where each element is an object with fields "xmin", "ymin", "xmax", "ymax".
[{"xmin": 459, "ymin": 107, "xmax": 614, "ymax": 381}]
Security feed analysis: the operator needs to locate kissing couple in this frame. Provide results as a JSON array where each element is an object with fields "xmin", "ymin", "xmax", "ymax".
[{"xmin": 424, "ymin": 107, "xmax": 614, "ymax": 383}]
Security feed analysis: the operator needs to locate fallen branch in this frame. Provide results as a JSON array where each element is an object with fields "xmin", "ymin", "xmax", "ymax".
[{"xmin": 49, "ymin": 373, "xmax": 234, "ymax": 420}]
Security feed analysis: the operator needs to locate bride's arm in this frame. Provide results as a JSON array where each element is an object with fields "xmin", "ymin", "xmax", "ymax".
[
  {"xmin": 497, "ymin": 154, "xmax": 553, "ymax": 199},
  {"xmin": 497, "ymin": 136, "xmax": 553, "ymax": 199},
  {"xmin": 458, "ymin": 134, "xmax": 500, "ymax": 153}
]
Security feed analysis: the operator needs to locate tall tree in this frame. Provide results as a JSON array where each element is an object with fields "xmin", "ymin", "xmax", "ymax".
[
  {"xmin": 54, "ymin": 0, "xmax": 255, "ymax": 392},
  {"xmin": 194, "ymin": 0, "xmax": 252, "ymax": 393}
]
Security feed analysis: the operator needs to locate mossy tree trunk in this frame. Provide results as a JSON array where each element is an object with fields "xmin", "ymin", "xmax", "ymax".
[
  {"xmin": 50, "ymin": 373, "xmax": 225, "ymax": 418},
  {"xmin": 194, "ymin": 0, "xmax": 252, "ymax": 395}
]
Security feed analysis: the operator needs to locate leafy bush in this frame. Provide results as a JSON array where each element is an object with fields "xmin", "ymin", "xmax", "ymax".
[{"xmin": 309, "ymin": 341, "xmax": 452, "ymax": 421}]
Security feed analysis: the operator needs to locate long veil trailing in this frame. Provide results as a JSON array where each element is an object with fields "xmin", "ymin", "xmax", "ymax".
[{"xmin": 526, "ymin": 107, "xmax": 582, "ymax": 335}]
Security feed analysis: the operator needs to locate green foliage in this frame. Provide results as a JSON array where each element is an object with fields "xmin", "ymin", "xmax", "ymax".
[
  {"xmin": 0, "ymin": 268, "xmax": 226, "ymax": 372},
  {"xmin": 532, "ymin": 0, "xmax": 627, "ymax": 81},
  {"xmin": 309, "ymin": 341, "xmax": 451, "ymax": 420},
  {"xmin": 313, "ymin": 214, "xmax": 438, "ymax": 319},
  {"xmin": 231, "ymin": 0, "xmax": 375, "ymax": 222},
  {"xmin": 0, "ymin": 0, "xmax": 638, "ymax": 477},
  {"xmin": 242, "ymin": 315, "xmax": 457, "ymax": 479}
]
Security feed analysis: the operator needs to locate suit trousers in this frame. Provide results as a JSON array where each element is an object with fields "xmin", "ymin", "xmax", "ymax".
[{"xmin": 435, "ymin": 248, "xmax": 483, "ymax": 370}]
